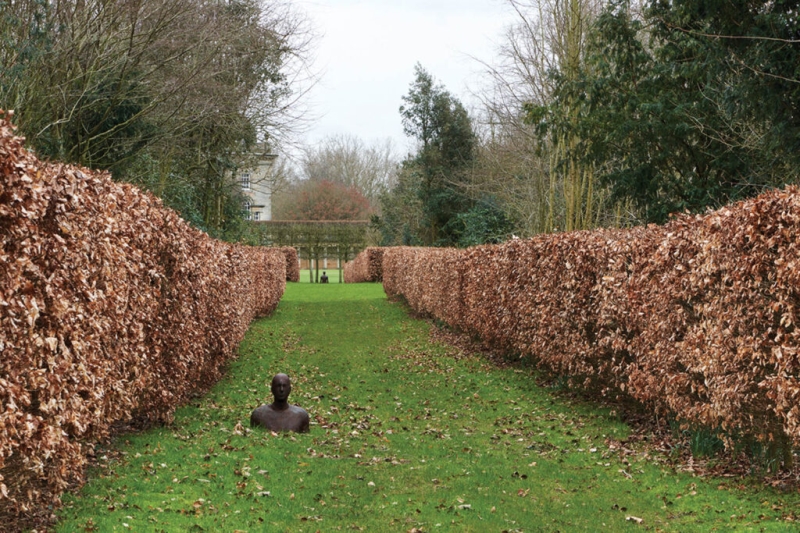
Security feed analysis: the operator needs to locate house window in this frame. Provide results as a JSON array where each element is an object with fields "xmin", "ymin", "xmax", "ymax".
[
  {"xmin": 252, "ymin": 211, "xmax": 261, "ymax": 221},
  {"xmin": 240, "ymin": 172, "xmax": 251, "ymax": 190},
  {"xmin": 243, "ymin": 199, "xmax": 252, "ymax": 220}
]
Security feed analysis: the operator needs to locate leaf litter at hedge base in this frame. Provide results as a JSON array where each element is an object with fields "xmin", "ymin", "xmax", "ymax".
[{"xmin": 57, "ymin": 283, "xmax": 800, "ymax": 532}]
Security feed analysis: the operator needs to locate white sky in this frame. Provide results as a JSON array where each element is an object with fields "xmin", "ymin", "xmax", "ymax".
[{"xmin": 296, "ymin": 0, "xmax": 515, "ymax": 154}]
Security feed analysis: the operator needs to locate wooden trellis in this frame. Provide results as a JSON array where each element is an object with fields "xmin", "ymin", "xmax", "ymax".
[{"xmin": 246, "ymin": 220, "xmax": 370, "ymax": 282}]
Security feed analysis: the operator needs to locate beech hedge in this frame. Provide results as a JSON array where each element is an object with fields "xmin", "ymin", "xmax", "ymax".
[
  {"xmin": 383, "ymin": 187, "xmax": 800, "ymax": 456},
  {"xmin": 281, "ymin": 246, "xmax": 300, "ymax": 282},
  {"xmin": 344, "ymin": 247, "xmax": 384, "ymax": 283},
  {"xmin": 0, "ymin": 115, "xmax": 286, "ymax": 528}
]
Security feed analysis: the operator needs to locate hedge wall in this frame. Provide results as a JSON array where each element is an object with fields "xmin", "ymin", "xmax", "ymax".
[
  {"xmin": 281, "ymin": 246, "xmax": 300, "ymax": 282},
  {"xmin": 0, "ymin": 115, "xmax": 286, "ymax": 529},
  {"xmin": 344, "ymin": 247, "xmax": 384, "ymax": 283},
  {"xmin": 383, "ymin": 187, "xmax": 800, "ymax": 458}
]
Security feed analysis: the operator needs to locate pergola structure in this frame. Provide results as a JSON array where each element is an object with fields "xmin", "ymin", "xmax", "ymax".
[{"xmin": 246, "ymin": 220, "xmax": 371, "ymax": 282}]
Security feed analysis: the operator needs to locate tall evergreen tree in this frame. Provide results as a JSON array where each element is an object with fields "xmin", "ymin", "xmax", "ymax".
[
  {"xmin": 544, "ymin": 0, "xmax": 800, "ymax": 223},
  {"xmin": 390, "ymin": 64, "xmax": 476, "ymax": 246}
]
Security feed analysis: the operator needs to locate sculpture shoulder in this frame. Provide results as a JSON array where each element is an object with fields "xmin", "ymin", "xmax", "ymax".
[
  {"xmin": 250, "ymin": 404, "xmax": 273, "ymax": 427},
  {"xmin": 289, "ymin": 405, "xmax": 309, "ymax": 417},
  {"xmin": 291, "ymin": 405, "xmax": 310, "ymax": 432},
  {"xmin": 251, "ymin": 403, "xmax": 309, "ymax": 433}
]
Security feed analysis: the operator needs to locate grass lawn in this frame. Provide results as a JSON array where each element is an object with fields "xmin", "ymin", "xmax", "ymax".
[
  {"xmin": 298, "ymin": 268, "xmax": 342, "ymax": 284},
  {"xmin": 56, "ymin": 283, "xmax": 799, "ymax": 532}
]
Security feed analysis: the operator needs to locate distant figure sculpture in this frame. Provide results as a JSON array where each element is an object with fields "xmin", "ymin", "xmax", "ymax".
[
  {"xmin": 320, "ymin": 271, "xmax": 329, "ymax": 283},
  {"xmin": 250, "ymin": 373, "xmax": 310, "ymax": 433}
]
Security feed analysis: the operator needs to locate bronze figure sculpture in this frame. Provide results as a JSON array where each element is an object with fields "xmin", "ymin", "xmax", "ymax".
[{"xmin": 250, "ymin": 373, "xmax": 310, "ymax": 433}]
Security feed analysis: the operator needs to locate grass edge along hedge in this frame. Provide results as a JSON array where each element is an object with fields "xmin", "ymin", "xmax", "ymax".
[
  {"xmin": 343, "ymin": 247, "xmax": 384, "ymax": 283},
  {"xmin": 0, "ymin": 114, "xmax": 286, "ymax": 530},
  {"xmin": 383, "ymin": 187, "xmax": 800, "ymax": 468}
]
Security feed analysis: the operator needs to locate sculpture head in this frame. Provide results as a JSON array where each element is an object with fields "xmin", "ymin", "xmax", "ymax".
[{"xmin": 271, "ymin": 373, "xmax": 292, "ymax": 402}]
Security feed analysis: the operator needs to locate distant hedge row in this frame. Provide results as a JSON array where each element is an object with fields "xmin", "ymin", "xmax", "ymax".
[
  {"xmin": 383, "ymin": 187, "xmax": 800, "ymax": 460},
  {"xmin": 344, "ymin": 247, "xmax": 384, "ymax": 283},
  {"xmin": 0, "ymin": 115, "xmax": 286, "ymax": 529}
]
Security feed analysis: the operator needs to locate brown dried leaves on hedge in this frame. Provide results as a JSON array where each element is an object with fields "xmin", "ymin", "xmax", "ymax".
[
  {"xmin": 344, "ymin": 247, "xmax": 384, "ymax": 283},
  {"xmin": 382, "ymin": 188, "xmax": 800, "ymax": 455},
  {"xmin": 281, "ymin": 246, "xmax": 300, "ymax": 282},
  {"xmin": 0, "ymin": 114, "xmax": 285, "ymax": 529}
]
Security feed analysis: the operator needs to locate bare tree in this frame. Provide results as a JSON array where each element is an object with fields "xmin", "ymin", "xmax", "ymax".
[
  {"xmin": 300, "ymin": 134, "xmax": 398, "ymax": 205},
  {"xmin": 473, "ymin": 0, "xmax": 610, "ymax": 235},
  {"xmin": 466, "ymin": 125, "xmax": 551, "ymax": 236},
  {"xmin": 0, "ymin": 0, "xmax": 317, "ymax": 235}
]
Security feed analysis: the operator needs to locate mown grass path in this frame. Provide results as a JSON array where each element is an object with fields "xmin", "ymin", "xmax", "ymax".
[{"xmin": 57, "ymin": 283, "xmax": 799, "ymax": 532}]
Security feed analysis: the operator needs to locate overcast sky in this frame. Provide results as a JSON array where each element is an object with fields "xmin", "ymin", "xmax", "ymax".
[{"xmin": 296, "ymin": 0, "xmax": 515, "ymax": 154}]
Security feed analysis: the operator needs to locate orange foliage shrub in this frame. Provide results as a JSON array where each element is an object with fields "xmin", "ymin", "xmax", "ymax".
[
  {"xmin": 383, "ymin": 188, "xmax": 800, "ymax": 453},
  {"xmin": 281, "ymin": 246, "xmax": 300, "ymax": 281},
  {"xmin": 0, "ymin": 115, "xmax": 285, "ymax": 529},
  {"xmin": 344, "ymin": 247, "xmax": 384, "ymax": 283}
]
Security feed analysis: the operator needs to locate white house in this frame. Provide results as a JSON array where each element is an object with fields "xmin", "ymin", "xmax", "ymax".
[{"xmin": 238, "ymin": 143, "xmax": 276, "ymax": 221}]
